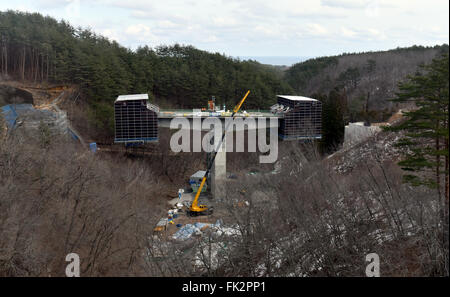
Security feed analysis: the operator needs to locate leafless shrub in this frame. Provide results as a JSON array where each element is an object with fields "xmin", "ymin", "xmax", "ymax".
[
  {"xmin": 0, "ymin": 132, "xmax": 165, "ymax": 276},
  {"xmin": 1, "ymin": 126, "xmax": 446, "ymax": 276},
  {"xmin": 191, "ymin": 135, "xmax": 446, "ymax": 276}
]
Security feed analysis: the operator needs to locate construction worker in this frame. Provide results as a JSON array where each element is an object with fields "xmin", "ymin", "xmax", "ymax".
[{"xmin": 168, "ymin": 210, "xmax": 174, "ymax": 224}]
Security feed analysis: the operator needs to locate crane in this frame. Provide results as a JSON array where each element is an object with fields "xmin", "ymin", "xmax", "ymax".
[{"xmin": 187, "ymin": 90, "xmax": 251, "ymax": 216}]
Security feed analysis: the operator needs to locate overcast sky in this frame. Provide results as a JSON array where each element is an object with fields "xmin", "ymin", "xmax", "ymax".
[{"xmin": 1, "ymin": 0, "xmax": 448, "ymax": 61}]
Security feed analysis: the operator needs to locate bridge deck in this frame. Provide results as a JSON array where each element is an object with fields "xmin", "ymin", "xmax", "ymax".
[{"xmin": 157, "ymin": 110, "xmax": 282, "ymax": 119}]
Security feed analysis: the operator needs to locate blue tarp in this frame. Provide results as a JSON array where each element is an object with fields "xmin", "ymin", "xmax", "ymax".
[
  {"xmin": 89, "ymin": 142, "xmax": 97, "ymax": 153},
  {"xmin": 67, "ymin": 128, "xmax": 79, "ymax": 140},
  {"xmin": 1, "ymin": 104, "xmax": 35, "ymax": 130},
  {"xmin": 1, "ymin": 104, "xmax": 18, "ymax": 129},
  {"xmin": 114, "ymin": 137, "xmax": 158, "ymax": 144}
]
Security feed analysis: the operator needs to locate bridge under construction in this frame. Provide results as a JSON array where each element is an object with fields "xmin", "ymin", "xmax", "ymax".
[
  {"xmin": 113, "ymin": 93, "xmax": 322, "ymax": 200},
  {"xmin": 114, "ymin": 93, "xmax": 322, "ymax": 143}
]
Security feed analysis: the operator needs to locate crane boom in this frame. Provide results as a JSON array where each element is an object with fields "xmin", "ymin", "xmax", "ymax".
[{"xmin": 189, "ymin": 90, "xmax": 251, "ymax": 215}]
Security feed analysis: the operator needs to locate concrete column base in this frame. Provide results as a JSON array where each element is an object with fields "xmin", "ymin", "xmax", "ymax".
[{"xmin": 210, "ymin": 135, "xmax": 226, "ymax": 200}]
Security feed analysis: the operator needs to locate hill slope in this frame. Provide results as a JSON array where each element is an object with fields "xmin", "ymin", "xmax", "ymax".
[
  {"xmin": 0, "ymin": 10, "xmax": 292, "ymax": 137},
  {"xmin": 284, "ymin": 45, "xmax": 449, "ymax": 111}
]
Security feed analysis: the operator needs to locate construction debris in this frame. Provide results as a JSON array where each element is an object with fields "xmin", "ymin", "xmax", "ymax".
[
  {"xmin": 172, "ymin": 220, "xmax": 223, "ymax": 241},
  {"xmin": 153, "ymin": 217, "xmax": 169, "ymax": 232}
]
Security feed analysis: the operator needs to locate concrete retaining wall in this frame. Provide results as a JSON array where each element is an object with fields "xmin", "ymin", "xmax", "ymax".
[{"xmin": 343, "ymin": 122, "xmax": 381, "ymax": 149}]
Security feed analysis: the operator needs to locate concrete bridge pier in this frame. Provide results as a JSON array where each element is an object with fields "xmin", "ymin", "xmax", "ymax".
[{"xmin": 209, "ymin": 134, "xmax": 226, "ymax": 201}]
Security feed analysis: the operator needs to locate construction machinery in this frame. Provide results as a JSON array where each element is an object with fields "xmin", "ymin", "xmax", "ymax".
[
  {"xmin": 208, "ymin": 96, "xmax": 216, "ymax": 111},
  {"xmin": 187, "ymin": 90, "xmax": 251, "ymax": 217},
  {"xmin": 189, "ymin": 170, "xmax": 208, "ymax": 193}
]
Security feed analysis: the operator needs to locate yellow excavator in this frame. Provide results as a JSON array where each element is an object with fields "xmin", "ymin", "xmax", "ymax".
[{"xmin": 187, "ymin": 90, "xmax": 251, "ymax": 217}]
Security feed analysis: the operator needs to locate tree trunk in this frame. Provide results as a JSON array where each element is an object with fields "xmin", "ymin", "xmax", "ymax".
[
  {"xmin": 41, "ymin": 52, "xmax": 43, "ymax": 81},
  {"xmin": 22, "ymin": 47, "xmax": 25, "ymax": 81},
  {"xmin": 34, "ymin": 49, "xmax": 39, "ymax": 82},
  {"xmin": 46, "ymin": 52, "xmax": 49, "ymax": 81},
  {"xmin": 30, "ymin": 48, "xmax": 34, "ymax": 81},
  {"xmin": 435, "ymin": 133, "xmax": 447, "ymax": 275},
  {"xmin": 1, "ymin": 41, "xmax": 4, "ymax": 75},
  {"xmin": 1, "ymin": 44, "xmax": 4, "ymax": 75},
  {"xmin": 444, "ymin": 134, "xmax": 449, "ymax": 276},
  {"xmin": 4, "ymin": 44, "xmax": 7, "ymax": 76}
]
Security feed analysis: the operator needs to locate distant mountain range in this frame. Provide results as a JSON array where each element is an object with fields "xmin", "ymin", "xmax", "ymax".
[{"xmin": 236, "ymin": 56, "xmax": 311, "ymax": 66}]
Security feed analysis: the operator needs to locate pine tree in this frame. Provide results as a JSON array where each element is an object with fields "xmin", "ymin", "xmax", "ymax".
[
  {"xmin": 386, "ymin": 53, "xmax": 449, "ymax": 274},
  {"xmin": 388, "ymin": 54, "xmax": 448, "ymax": 191},
  {"xmin": 316, "ymin": 88, "xmax": 346, "ymax": 154}
]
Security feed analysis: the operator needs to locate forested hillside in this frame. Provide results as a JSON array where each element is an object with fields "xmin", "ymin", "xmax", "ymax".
[
  {"xmin": 0, "ymin": 10, "xmax": 292, "ymax": 134},
  {"xmin": 285, "ymin": 45, "xmax": 448, "ymax": 116},
  {"xmin": 1, "ymin": 10, "xmax": 448, "ymax": 142},
  {"xmin": 282, "ymin": 45, "xmax": 448, "ymax": 153}
]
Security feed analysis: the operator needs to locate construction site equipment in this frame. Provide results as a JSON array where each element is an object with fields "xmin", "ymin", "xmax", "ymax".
[
  {"xmin": 208, "ymin": 96, "xmax": 216, "ymax": 111},
  {"xmin": 189, "ymin": 170, "xmax": 208, "ymax": 193},
  {"xmin": 147, "ymin": 102, "xmax": 160, "ymax": 113},
  {"xmin": 154, "ymin": 217, "xmax": 169, "ymax": 232},
  {"xmin": 187, "ymin": 90, "xmax": 251, "ymax": 217}
]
